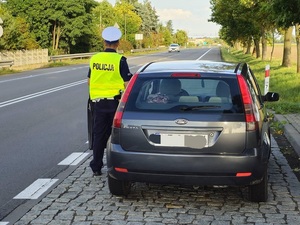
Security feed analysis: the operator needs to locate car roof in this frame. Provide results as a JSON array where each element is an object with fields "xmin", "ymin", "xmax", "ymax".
[{"xmin": 140, "ymin": 60, "xmax": 238, "ymax": 74}]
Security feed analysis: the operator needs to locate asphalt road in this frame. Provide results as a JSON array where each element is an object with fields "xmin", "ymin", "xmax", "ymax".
[{"xmin": 0, "ymin": 47, "xmax": 221, "ymax": 220}]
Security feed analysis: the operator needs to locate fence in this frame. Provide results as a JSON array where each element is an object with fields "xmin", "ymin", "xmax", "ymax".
[{"xmin": 0, "ymin": 49, "xmax": 48, "ymax": 67}]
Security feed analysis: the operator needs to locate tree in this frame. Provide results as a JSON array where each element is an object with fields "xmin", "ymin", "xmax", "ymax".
[
  {"xmin": 120, "ymin": 0, "xmax": 159, "ymax": 48},
  {"xmin": 92, "ymin": 0, "xmax": 115, "ymax": 31},
  {"xmin": 114, "ymin": 1, "xmax": 142, "ymax": 45},
  {"xmin": 157, "ymin": 23, "xmax": 172, "ymax": 46},
  {"xmin": 89, "ymin": 0, "xmax": 116, "ymax": 52},
  {"xmin": 4, "ymin": 0, "xmax": 164, "ymax": 53},
  {"xmin": 248, "ymin": 0, "xmax": 275, "ymax": 60},
  {"xmin": 134, "ymin": 0, "xmax": 158, "ymax": 36},
  {"xmin": 210, "ymin": 0, "xmax": 276, "ymax": 60},
  {"xmin": 210, "ymin": 0, "xmax": 261, "ymax": 57},
  {"xmin": 144, "ymin": 31, "xmax": 162, "ymax": 47},
  {"xmin": 173, "ymin": 30, "xmax": 188, "ymax": 46},
  {"xmin": 48, "ymin": 0, "xmax": 97, "ymax": 53},
  {"xmin": 282, "ymin": 27, "xmax": 293, "ymax": 67},
  {"xmin": 166, "ymin": 20, "xmax": 173, "ymax": 35},
  {"xmin": 6, "ymin": 0, "xmax": 97, "ymax": 54},
  {"xmin": 0, "ymin": 5, "xmax": 38, "ymax": 50},
  {"xmin": 6, "ymin": 0, "xmax": 52, "ymax": 49},
  {"xmin": 295, "ymin": 24, "xmax": 300, "ymax": 73},
  {"xmin": 272, "ymin": 0, "xmax": 300, "ymax": 72}
]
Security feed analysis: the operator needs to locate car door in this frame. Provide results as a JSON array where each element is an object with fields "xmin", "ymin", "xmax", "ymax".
[{"xmin": 244, "ymin": 65, "xmax": 271, "ymax": 159}]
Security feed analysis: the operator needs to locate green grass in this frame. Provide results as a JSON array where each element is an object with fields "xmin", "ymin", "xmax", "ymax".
[
  {"xmin": 44, "ymin": 59, "xmax": 90, "ymax": 67},
  {"xmin": 0, "ymin": 68, "xmax": 20, "ymax": 75},
  {"xmin": 221, "ymin": 48, "xmax": 300, "ymax": 114}
]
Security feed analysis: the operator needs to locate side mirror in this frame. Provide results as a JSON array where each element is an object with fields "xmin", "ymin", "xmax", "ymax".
[{"xmin": 263, "ymin": 92, "xmax": 279, "ymax": 102}]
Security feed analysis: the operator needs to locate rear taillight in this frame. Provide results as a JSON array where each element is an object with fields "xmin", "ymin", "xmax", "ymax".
[
  {"xmin": 113, "ymin": 73, "xmax": 138, "ymax": 128},
  {"xmin": 237, "ymin": 75, "xmax": 258, "ymax": 131}
]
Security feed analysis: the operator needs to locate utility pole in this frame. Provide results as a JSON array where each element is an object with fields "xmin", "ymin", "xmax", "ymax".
[{"xmin": 99, "ymin": 12, "xmax": 102, "ymax": 30}]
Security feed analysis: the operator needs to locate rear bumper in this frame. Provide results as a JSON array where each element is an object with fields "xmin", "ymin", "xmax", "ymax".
[{"xmin": 107, "ymin": 144, "xmax": 267, "ymax": 186}]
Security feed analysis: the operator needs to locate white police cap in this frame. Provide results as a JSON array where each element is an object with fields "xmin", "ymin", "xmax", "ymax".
[{"xmin": 102, "ymin": 26, "xmax": 122, "ymax": 42}]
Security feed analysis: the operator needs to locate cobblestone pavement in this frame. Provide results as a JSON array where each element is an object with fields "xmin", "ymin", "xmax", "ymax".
[{"xmin": 10, "ymin": 135, "xmax": 300, "ymax": 225}]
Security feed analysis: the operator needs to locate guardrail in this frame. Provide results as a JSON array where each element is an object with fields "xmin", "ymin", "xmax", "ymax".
[
  {"xmin": 46, "ymin": 48, "xmax": 162, "ymax": 63},
  {"xmin": 49, "ymin": 52, "xmax": 96, "ymax": 62},
  {"xmin": 49, "ymin": 50, "xmax": 127, "ymax": 62},
  {"xmin": 0, "ymin": 60, "xmax": 14, "ymax": 68}
]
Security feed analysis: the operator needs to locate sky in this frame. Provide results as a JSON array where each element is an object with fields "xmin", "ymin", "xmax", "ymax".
[{"xmin": 101, "ymin": 0, "xmax": 221, "ymax": 38}]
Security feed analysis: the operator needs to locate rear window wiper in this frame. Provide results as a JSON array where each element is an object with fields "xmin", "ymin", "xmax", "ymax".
[{"xmin": 180, "ymin": 105, "xmax": 221, "ymax": 111}]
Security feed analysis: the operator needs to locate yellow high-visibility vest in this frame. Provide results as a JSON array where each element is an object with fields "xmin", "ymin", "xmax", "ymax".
[{"xmin": 89, "ymin": 52, "xmax": 124, "ymax": 100}]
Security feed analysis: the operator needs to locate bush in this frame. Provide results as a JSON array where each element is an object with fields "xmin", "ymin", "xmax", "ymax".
[{"xmin": 118, "ymin": 40, "xmax": 133, "ymax": 53}]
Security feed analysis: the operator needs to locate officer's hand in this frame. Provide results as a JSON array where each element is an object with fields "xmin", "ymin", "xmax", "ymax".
[{"xmin": 114, "ymin": 94, "xmax": 121, "ymax": 100}]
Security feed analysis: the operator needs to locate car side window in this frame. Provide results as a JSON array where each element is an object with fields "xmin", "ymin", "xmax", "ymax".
[
  {"xmin": 249, "ymin": 69, "xmax": 263, "ymax": 104},
  {"xmin": 247, "ymin": 69, "xmax": 263, "ymax": 107},
  {"xmin": 241, "ymin": 64, "xmax": 263, "ymax": 109}
]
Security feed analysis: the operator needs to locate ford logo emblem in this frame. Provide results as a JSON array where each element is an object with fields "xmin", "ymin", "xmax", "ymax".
[{"xmin": 175, "ymin": 119, "xmax": 188, "ymax": 125}]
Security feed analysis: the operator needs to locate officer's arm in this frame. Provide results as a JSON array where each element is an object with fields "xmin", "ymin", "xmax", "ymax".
[{"xmin": 120, "ymin": 57, "xmax": 132, "ymax": 88}]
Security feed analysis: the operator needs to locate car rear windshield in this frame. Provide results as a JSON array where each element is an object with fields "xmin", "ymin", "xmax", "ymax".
[{"xmin": 125, "ymin": 76, "xmax": 243, "ymax": 114}]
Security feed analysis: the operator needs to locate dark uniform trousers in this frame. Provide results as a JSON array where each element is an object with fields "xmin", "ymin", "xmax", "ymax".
[{"xmin": 90, "ymin": 99, "xmax": 119, "ymax": 173}]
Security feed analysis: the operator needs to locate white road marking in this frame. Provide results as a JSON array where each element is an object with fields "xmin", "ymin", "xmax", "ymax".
[
  {"xmin": 0, "ymin": 80, "xmax": 86, "ymax": 108},
  {"xmin": 0, "ymin": 222, "xmax": 9, "ymax": 225},
  {"xmin": 13, "ymin": 179, "xmax": 58, "ymax": 199},
  {"xmin": 58, "ymin": 152, "xmax": 90, "ymax": 166},
  {"xmin": 196, "ymin": 48, "xmax": 213, "ymax": 60},
  {"xmin": 0, "ymin": 66, "xmax": 88, "ymax": 84}
]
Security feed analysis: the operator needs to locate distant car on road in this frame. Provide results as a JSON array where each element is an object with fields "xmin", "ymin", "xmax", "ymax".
[
  {"xmin": 168, "ymin": 43, "xmax": 180, "ymax": 52},
  {"xmin": 99, "ymin": 60, "xmax": 280, "ymax": 202}
]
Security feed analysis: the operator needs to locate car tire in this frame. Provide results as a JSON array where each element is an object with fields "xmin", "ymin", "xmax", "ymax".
[
  {"xmin": 248, "ymin": 168, "xmax": 268, "ymax": 202},
  {"xmin": 108, "ymin": 175, "xmax": 131, "ymax": 196}
]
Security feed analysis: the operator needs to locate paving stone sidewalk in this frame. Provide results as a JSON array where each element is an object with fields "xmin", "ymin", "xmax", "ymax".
[{"xmin": 6, "ymin": 135, "xmax": 300, "ymax": 225}]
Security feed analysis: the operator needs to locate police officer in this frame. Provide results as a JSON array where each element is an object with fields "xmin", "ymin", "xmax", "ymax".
[{"xmin": 88, "ymin": 26, "xmax": 132, "ymax": 176}]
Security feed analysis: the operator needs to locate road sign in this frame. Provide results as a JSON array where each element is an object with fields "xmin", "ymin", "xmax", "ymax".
[
  {"xmin": 114, "ymin": 23, "xmax": 120, "ymax": 29},
  {"xmin": 135, "ymin": 34, "xmax": 143, "ymax": 40}
]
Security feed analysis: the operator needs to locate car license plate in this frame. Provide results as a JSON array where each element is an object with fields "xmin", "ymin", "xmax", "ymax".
[{"xmin": 160, "ymin": 134, "xmax": 207, "ymax": 148}]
